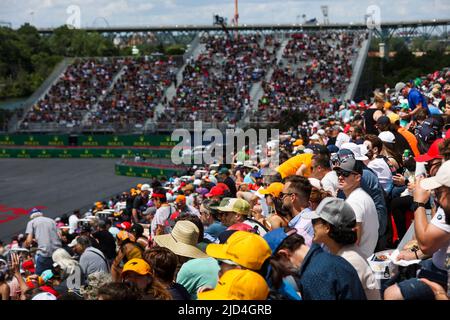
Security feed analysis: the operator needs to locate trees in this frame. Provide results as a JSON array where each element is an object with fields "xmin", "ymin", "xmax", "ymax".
[{"xmin": 0, "ymin": 25, "xmax": 121, "ymax": 99}]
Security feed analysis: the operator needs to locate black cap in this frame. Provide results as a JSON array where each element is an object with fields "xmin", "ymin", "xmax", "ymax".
[
  {"xmin": 376, "ymin": 116, "xmax": 390, "ymax": 126},
  {"xmin": 218, "ymin": 230, "xmax": 237, "ymax": 244},
  {"xmin": 130, "ymin": 223, "xmax": 144, "ymax": 237}
]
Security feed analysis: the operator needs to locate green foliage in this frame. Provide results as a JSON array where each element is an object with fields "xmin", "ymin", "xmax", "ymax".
[
  {"xmin": 0, "ymin": 24, "xmax": 120, "ymax": 99},
  {"xmin": 356, "ymin": 48, "xmax": 450, "ymax": 100},
  {"xmin": 0, "ymin": 24, "xmax": 186, "ymax": 100},
  {"xmin": 165, "ymin": 44, "xmax": 186, "ymax": 55}
]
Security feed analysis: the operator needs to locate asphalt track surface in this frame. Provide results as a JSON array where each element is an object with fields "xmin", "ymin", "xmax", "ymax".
[{"xmin": 0, "ymin": 159, "xmax": 146, "ymax": 242}]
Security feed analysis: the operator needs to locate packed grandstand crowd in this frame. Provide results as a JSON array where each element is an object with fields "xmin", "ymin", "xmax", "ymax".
[
  {"xmin": 1, "ymin": 63, "xmax": 449, "ymax": 300},
  {"xmin": 18, "ymin": 31, "xmax": 367, "ymax": 130}
]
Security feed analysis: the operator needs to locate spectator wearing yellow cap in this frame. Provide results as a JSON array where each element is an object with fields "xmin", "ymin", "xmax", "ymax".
[
  {"xmin": 120, "ymin": 258, "xmax": 171, "ymax": 300},
  {"xmin": 259, "ymin": 183, "xmax": 289, "ymax": 230},
  {"xmin": 206, "ymin": 230, "xmax": 271, "ymax": 278},
  {"xmin": 197, "ymin": 269, "xmax": 269, "ymax": 300}
]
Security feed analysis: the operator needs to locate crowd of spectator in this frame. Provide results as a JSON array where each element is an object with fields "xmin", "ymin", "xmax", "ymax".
[
  {"xmin": 253, "ymin": 31, "xmax": 366, "ymax": 123},
  {"xmin": 158, "ymin": 33, "xmax": 277, "ymax": 123},
  {"xmin": 21, "ymin": 58, "xmax": 122, "ymax": 128},
  {"xmin": 1, "ymin": 65, "xmax": 449, "ymax": 301},
  {"xmin": 19, "ymin": 31, "xmax": 369, "ymax": 130},
  {"xmin": 88, "ymin": 56, "xmax": 177, "ymax": 128}
]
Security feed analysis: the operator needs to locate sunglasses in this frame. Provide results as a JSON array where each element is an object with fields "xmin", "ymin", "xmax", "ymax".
[
  {"xmin": 336, "ymin": 169, "xmax": 355, "ymax": 178},
  {"xmin": 279, "ymin": 192, "xmax": 296, "ymax": 199}
]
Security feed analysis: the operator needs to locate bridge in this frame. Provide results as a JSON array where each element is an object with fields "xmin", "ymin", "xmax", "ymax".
[{"xmin": 37, "ymin": 19, "xmax": 449, "ymax": 37}]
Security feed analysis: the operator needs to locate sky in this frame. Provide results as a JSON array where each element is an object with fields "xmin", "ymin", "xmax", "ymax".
[{"xmin": 0, "ymin": 0, "xmax": 449, "ymax": 29}]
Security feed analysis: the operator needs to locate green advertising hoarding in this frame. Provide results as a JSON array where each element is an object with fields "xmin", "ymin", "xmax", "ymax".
[
  {"xmin": 115, "ymin": 163, "xmax": 185, "ymax": 178},
  {"xmin": 0, "ymin": 147, "xmax": 173, "ymax": 158},
  {"xmin": 0, "ymin": 134, "xmax": 69, "ymax": 146},
  {"xmin": 0, "ymin": 134, "xmax": 179, "ymax": 147}
]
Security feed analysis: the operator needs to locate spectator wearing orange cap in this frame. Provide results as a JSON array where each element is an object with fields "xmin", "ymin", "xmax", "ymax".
[
  {"xmin": 111, "ymin": 230, "xmax": 143, "ymax": 281},
  {"xmin": 120, "ymin": 258, "xmax": 171, "ymax": 300},
  {"xmin": 174, "ymin": 195, "xmax": 200, "ymax": 219}
]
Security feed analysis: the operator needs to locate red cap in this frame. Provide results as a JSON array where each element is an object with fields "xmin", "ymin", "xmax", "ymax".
[
  {"xmin": 414, "ymin": 138, "xmax": 444, "ymax": 162},
  {"xmin": 22, "ymin": 260, "xmax": 35, "ymax": 274},
  {"xmin": 446, "ymin": 129, "xmax": 450, "ymax": 139},
  {"xmin": 227, "ymin": 223, "xmax": 255, "ymax": 233},
  {"xmin": 205, "ymin": 186, "xmax": 224, "ymax": 198},
  {"xmin": 40, "ymin": 285, "xmax": 59, "ymax": 297},
  {"xmin": 117, "ymin": 221, "xmax": 131, "ymax": 230},
  {"xmin": 216, "ymin": 183, "xmax": 230, "ymax": 192},
  {"xmin": 343, "ymin": 123, "xmax": 351, "ymax": 134}
]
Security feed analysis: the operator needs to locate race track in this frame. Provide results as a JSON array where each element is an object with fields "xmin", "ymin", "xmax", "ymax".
[{"xmin": 0, "ymin": 159, "xmax": 146, "ymax": 242}]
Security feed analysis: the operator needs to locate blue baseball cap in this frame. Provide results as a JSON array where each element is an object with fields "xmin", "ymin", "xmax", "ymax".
[
  {"xmin": 263, "ymin": 228, "xmax": 297, "ymax": 254},
  {"xmin": 251, "ymin": 171, "xmax": 262, "ymax": 179}
]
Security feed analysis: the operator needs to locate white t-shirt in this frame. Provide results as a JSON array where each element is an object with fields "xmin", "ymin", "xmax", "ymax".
[
  {"xmin": 68, "ymin": 214, "xmax": 79, "ymax": 235},
  {"xmin": 337, "ymin": 245, "xmax": 381, "ymax": 300},
  {"xmin": 335, "ymin": 132, "xmax": 351, "ymax": 149},
  {"xmin": 367, "ymin": 158, "xmax": 392, "ymax": 192},
  {"xmin": 150, "ymin": 204, "xmax": 173, "ymax": 238},
  {"xmin": 321, "ymin": 171, "xmax": 339, "ymax": 196},
  {"xmin": 430, "ymin": 207, "xmax": 450, "ymax": 271},
  {"xmin": 186, "ymin": 194, "xmax": 195, "ymax": 207},
  {"xmin": 346, "ymin": 188, "xmax": 379, "ymax": 259}
]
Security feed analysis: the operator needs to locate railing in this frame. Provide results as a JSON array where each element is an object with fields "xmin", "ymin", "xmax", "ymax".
[{"xmin": 345, "ymin": 31, "xmax": 372, "ymax": 101}]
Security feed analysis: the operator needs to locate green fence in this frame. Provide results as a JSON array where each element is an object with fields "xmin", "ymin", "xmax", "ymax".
[
  {"xmin": 0, "ymin": 134, "xmax": 69, "ymax": 146},
  {"xmin": 115, "ymin": 163, "xmax": 186, "ymax": 178},
  {"xmin": 0, "ymin": 134, "xmax": 180, "ymax": 158},
  {"xmin": 0, "ymin": 134, "xmax": 178, "ymax": 147},
  {"xmin": 0, "ymin": 147, "xmax": 174, "ymax": 159}
]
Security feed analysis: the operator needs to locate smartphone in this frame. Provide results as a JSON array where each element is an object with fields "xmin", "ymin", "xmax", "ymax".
[{"xmin": 417, "ymin": 269, "xmax": 447, "ymax": 288}]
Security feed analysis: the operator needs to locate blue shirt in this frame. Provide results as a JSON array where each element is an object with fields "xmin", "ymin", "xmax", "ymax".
[
  {"xmin": 296, "ymin": 244, "xmax": 367, "ymax": 300},
  {"xmin": 205, "ymin": 221, "xmax": 227, "ymax": 240},
  {"xmin": 408, "ymin": 88, "xmax": 429, "ymax": 114}
]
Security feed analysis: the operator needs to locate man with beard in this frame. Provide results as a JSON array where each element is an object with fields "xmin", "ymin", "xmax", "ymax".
[
  {"xmin": 280, "ymin": 176, "xmax": 314, "ymax": 246},
  {"xmin": 384, "ymin": 160, "xmax": 450, "ymax": 300}
]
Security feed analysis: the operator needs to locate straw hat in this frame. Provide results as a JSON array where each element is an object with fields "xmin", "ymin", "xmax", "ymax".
[{"xmin": 154, "ymin": 221, "xmax": 208, "ymax": 259}]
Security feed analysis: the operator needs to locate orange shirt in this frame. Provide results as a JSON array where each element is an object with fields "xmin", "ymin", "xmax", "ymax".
[{"xmin": 398, "ymin": 127, "xmax": 420, "ymax": 157}]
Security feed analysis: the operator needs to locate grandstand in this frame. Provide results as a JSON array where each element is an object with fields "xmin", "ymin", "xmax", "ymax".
[{"xmin": 12, "ymin": 29, "xmax": 370, "ymax": 134}]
